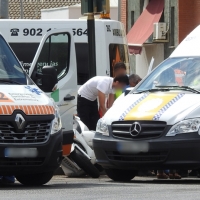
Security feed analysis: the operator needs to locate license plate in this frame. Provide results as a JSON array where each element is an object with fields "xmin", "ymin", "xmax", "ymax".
[
  {"xmin": 117, "ymin": 142, "xmax": 149, "ymax": 153},
  {"xmin": 4, "ymin": 148, "xmax": 38, "ymax": 158}
]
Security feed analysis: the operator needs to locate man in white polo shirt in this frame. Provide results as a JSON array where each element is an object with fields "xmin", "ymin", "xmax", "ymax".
[{"xmin": 77, "ymin": 75, "xmax": 129, "ymax": 130}]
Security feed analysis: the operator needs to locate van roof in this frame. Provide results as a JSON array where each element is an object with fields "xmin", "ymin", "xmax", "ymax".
[
  {"xmin": 170, "ymin": 25, "xmax": 200, "ymax": 58},
  {"xmin": 0, "ymin": 19, "xmax": 118, "ymax": 23}
]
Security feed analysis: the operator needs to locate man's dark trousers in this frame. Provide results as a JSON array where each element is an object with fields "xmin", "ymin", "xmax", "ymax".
[{"xmin": 77, "ymin": 95, "xmax": 100, "ymax": 130}]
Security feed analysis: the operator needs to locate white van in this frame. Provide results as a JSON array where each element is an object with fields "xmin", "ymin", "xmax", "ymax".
[
  {"xmin": 0, "ymin": 19, "xmax": 129, "ymax": 86},
  {"xmin": 0, "ymin": 19, "xmax": 129, "ymax": 142},
  {"xmin": 0, "ymin": 28, "xmax": 76, "ymax": 185},
  {"xmin": 93, "ymin": 25, "xmax": 200, "ymax": 181}
]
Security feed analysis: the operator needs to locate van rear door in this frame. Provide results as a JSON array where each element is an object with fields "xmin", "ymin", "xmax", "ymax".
[{"xmin": 29, "ymin": 28, "xmax": 77, "ymax": 132}]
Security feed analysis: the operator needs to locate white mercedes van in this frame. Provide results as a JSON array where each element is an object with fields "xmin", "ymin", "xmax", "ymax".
[{"xmin": 93, "ymin": 25, "xmax": 200, "ymax": 181}]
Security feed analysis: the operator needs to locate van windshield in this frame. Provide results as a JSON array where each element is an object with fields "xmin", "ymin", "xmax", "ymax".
[
  {"xmin": 0, "ymin": 36, "xmax": 26, "ymax": 84},
  {"xmin": 135, "ymin": 57, "xmax": 200, "ymax": 92}
]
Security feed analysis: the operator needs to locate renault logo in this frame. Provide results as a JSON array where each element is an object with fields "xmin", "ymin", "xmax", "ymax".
[
  {"xmin": 130, "ymin": 122, "xmax": 142, "ymax": 137},
  {"xmin": 15, "ymin": 114, "xmax": 25, "ymax": 130}
]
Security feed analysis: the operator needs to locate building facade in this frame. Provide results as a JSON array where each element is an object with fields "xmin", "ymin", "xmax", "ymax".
[
  {"xmin": 9, "ymin": 0, "xmax": 81, "ymax": 19},
  {"xmin": 121, "ymin": 0, "xmax": 200, "ymax": 77}
]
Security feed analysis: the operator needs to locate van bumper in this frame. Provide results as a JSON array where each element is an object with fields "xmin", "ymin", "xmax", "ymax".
[
  {"xmin": 93, "ymin": 132, "xmax": 200, "ymax": 170},
  {"xmin": 0, "ymin": 130, "xmax": 65, "ymax": 176}
]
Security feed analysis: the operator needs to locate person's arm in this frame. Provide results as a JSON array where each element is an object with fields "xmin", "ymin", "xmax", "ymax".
[
  {"xmin": 98, "ymin": 90, "xmax": 107, "ymax": 116},
  {"xmin": 108, "ymin": 93, "xmax": 115, "ymax": 109}
]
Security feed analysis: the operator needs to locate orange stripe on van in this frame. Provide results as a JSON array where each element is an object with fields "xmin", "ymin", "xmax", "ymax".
[
  {"xmin": 43, "ymin": 105, "xmax": 47, "ymax": 114},
  {"xmin": 0, "ymin": 107, "xmax": 3, "ymax": 115},
  {"xmin": 23, "ymin": 105, "xmax": 28, "ymax": 115},
  {"xmin": 35, "ymin": 105, "xmax": 40, "ymax": 115},
  {"xmin": 7, "ymin": 106, "xmax": 12, "ymax": 115},
  {"xmin": 33, "ymin": 106, "xmax": 37, "ymax": 115},
  {"xmin": 1, "ymin": 106, "xmax": 5, "ymax": 114},
  {"xmin": 43, "ymin": 105, "xmax": 48, "ymax": 114},
  {"xmin": 10, "ymin": 105, "xmax": 14, "ymax": 114},
  {"xmin": 0, "ymin": 105, "xmax": 55, "ymax": 115},
  {"xmin": 43, "ymin": 106, "xmax": 46, "ymax": 114}
]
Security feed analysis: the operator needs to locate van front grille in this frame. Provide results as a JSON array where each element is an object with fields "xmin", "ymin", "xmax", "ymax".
[
  {"xmin": 0, "ymin": 121, "xmax": 51, "ymax": 144},
  {"xmin": 111, "ymin": 121, "xmax": 167, "ymax": 140}
]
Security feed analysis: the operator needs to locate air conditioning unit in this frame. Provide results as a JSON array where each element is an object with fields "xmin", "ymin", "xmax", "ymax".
[{"xmin": 153, "ymin": 23, "xmax": 167, "ymax": 40}]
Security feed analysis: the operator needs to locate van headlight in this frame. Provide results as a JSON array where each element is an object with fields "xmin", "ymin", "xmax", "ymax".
[
  {"xmin": 96, "ymin": 119, "xmax": 109, "ymax": 136},
  {"xmin": 166, "ymin": 118, "xmax": 200, "ymax": 136},
  {"xmin": 51, "ymin": 108, "xmax": 62, "ymax": 134}
]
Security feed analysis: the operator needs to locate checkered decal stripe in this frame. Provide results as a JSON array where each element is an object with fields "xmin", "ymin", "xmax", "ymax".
[
  {"xmin": 119, "ymin": 93, "xmax": 149, "ymax": 121},
  {"xmin": 153, "ymin": 93, "xmax": 185, "ymax": 121}
]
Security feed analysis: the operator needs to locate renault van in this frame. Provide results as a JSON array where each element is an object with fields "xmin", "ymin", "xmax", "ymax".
[{"xmin": 0, "ymin": 31, "xmax": 74, "ymax": 186}]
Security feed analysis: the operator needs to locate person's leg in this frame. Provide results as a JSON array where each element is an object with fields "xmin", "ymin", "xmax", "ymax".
[
  {"xmin": 90, "ymin": 99, "xmax": 100, "ymax": 131},
  {"xmin": 77, "ymin": 96, "xmax": 92, "ymax": 130}
]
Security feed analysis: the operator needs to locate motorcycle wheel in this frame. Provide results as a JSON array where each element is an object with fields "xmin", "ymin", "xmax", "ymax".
[{"xmin": 70, "ymin": 148, "xmax": 100, "ymax": 178}]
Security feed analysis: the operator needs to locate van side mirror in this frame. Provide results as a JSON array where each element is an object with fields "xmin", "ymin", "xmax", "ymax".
[{"xmin": 41, "ymin": 66, "xmax": 58, "ymax": 92}]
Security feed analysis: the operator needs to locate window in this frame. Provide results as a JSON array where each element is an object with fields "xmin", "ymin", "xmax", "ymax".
[
  {"xmin": 159, "ymin": 9, "xmax": 165, "ymax": 23},
  {"xmin": 135, "ymin": 57, "xmax": 200, "ymax": 92},
  {"xmin": 140, "ymin": 0, "xmax": 145, "ymax": 13},
  {"xmin": 109, "ymin": 44, "xmax": 129, "ymax": 77},
  {"xmin": 10, "ymin": 43, "xmax": 39, "ymax": 75},
  {"xmin": 131, "ymin": 11, "xmax": 135, "ymax": 27},
  {"xmin": 34, "ymin": 33, "xmax": 70, "ymax": 80},
  {"xmin": 0, "ymin": 36, "xmax": 26, "ymax": 84},
  {"xmin": 75, "ymin": 43, "xmax": 89, "ymax": 85},
  {"xmin": 170, "ymin": 7, "xmax": 175, "ymax": 46}
]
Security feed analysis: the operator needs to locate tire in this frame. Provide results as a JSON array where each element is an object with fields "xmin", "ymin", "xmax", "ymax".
[
  {"xmin": 94, "ymin": 163, "xmax": 104, "ymax": 172},
  {"xmin": 16, "ymin": 171, "xmax": 54, "ymax": 186},
  {"xmin": 105, "ymin": 168, "xmax": 136, "ymax": 182},
  {"xmin": 70, "ymin": 148, "xmax": 100, "ymax": 178}
]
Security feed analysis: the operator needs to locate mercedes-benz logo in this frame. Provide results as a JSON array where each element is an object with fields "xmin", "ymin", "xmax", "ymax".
[
  {"xmin": 129, "ymin": 122, "xmax": 142, "ymax": 137},
  {"xmin": 15, "ymin": 114, "xmax": 25, "ymax": 130}
]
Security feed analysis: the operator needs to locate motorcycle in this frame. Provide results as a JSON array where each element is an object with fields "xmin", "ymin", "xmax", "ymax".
[{"xmin": 61, "ymin": 116, "xmax": 101, "ymax": 178}]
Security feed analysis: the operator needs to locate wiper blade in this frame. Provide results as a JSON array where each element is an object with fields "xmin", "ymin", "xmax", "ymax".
[
  {"xmin": 0, "ymin": 79, "xmax": 22, "ymax": 85},
  {"xmin": 156, "ymin": 85, "xmax": 200, "ymax": 94},
  {"xmin": 134, "ymin": 88, "xmax": 170, "ymax": 94}
]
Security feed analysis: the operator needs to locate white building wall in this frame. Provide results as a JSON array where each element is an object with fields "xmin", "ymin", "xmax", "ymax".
[
  {"xmin": 41, "ymin": 7, "xmax": 70, "ymax": 19},
  {"xmin": 41, "ymin": 4, "xmax": 118, "ymax": 21},
  {"xmin": 68, "ymin": 7, "xmax": 82, "ymax": 19}
]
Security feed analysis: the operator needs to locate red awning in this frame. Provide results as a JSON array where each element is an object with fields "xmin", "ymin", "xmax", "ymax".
[{"xmin": 127, "ymin": 0, "xmax": 164, "ymax": 54}]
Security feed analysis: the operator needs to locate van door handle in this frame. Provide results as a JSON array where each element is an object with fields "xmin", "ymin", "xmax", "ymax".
[{"xmin": 64, "ymin": 95, "xmax": 75, "ymax": 101}]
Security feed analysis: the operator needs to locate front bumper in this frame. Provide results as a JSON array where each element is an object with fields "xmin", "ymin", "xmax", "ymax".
[
  {"xmin": 93, "ymin": 131, "xmax": 200, "ymax": 170},
  {"xmin": 0, "ymin": 130, "xmax": 64, "ymax": 176}
]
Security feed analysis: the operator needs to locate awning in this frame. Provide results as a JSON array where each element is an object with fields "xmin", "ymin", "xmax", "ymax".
[{"xmin": 127, "ymin": 0, "xmax": 164, "ymax": 55}]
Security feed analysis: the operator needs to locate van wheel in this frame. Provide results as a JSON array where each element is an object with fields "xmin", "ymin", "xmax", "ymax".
[
  {"xmin": 16, "ymin": 171, "xmax": 54, "ymax": 186},
  {"xmin": 105, "ymin": 168, "xmax": 136, "ymax": 181},
  {"xmin": 70, "ymin": 148, "xmax": 100, "ymax": 178}
]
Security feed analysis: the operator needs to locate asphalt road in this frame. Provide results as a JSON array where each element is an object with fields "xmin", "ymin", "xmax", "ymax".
[{"xmin": 1, "ymin": 175, "xmax": 200, "ymax": 200}]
